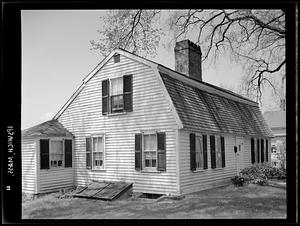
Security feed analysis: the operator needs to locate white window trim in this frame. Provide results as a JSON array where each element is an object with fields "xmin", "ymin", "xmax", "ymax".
[
  {"xmin": 140, "ymin": 131, "xmax": 159, "ymax": 172},
  {"xmin": 91, "ymin": 134, "xmax": 106, "ymax": 170},
  {"xmin": 210, "ymin": 134, "xmax": 225, "ymax": 170},
  {"xmin": 195, "ymin": 134, "xmax": 204, "ymax": 170},
  {"xmin": 49, "ymin": 138, "xmax": 64, "ymax": 169},
  {"xmin": 109, "ymin": 76, "xmax": 124, "ymax": 114}
]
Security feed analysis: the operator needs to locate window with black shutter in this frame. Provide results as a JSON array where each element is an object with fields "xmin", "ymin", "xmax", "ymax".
[
  {"xmin": 257, "ymin": 139, "xmax": 260, "ymax": 163},
  {"xmin": 221, "ymin": 136, "xmax": 225, "ymax": 168},
  {"xmin": 203, "ymin": 135, "xmax": 208, "ymax": 169},
  {"xmin": 190, "ymin": 133, "xmax": 196, "ymax": 171},
  {"xmin": 102, "ymin": 74, "xmax": 133, "ymax": 115},
  {"xmin": 64, "ymin": 139, "xmax": 72, "ymax": 168},
  {"xmin": 40, "ymin": 139, "xmax": 49, "ymax": 169},
  {"xmin": 135, "ymin": 134, "xmax": 142, "ymax": 170},
  {"xmin": 210, "ymin": 136, "xmax": 216, "ymax": 169},
  {"xmin": 86, "ymin": 137, "xmax": 92, "ymax": 169},
  {"xmin": 123, "ymin": 74, "xmax": 132, "ymax": 112},
  {"xmin": 102, "ymin": 80, "xmax": 109, "ymax": 115},
  {"xmin": 251, "ymin": 138, "xmax": 255, "ymax": 164},
  {"xmin": 157, "ymin": 132, "xmax": 166, "ymax": 171},
  {"xmin": 266, "ymin": 139, "xmax": 268, "ymax": 162},
  {"xmin": 261, "ymin": 139, "xmax": 264, "ymax": 163}
]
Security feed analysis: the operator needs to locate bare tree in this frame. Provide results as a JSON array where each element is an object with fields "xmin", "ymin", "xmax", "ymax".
[{"xmin": 91, "ymin": 9, "xmax": 285, "ymax": 102}]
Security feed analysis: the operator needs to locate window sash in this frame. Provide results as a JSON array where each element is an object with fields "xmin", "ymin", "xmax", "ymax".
[
  {"xmin": 195, "ymin": 136, "xmax": 203, "ymax": 169},
  {"xmin": 92, "ymin": 136, "xmax": 104, "ymax": 169},
  {"xmin": 143, "ymin": 134, "xmax": 157, "ymax": 169},
  {"xmin": 111, "ymin": 94, "xmax": 124, "ymax": 112},
  {"xmin": 50, "ymin": 140, "xmax": 64, "ymax": 168},
  {"xmin": 216, "ymin": 137, "xmax": 222, "ymax": 168},
  {"xmin": 110, "ymin": 77, "xmax": 123, "ymax": 95}
]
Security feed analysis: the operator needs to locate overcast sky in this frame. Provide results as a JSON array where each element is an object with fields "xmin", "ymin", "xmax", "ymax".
[{"xmin": 21, "ymin": 10, "xmax": 277, "ymax": 130}]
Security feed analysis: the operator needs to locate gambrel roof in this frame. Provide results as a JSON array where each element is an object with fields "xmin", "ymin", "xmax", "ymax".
[
  {"xmin": 22, "ymin": 119, "xmax": 73, "ymax": 138},
  {"xmin": 52, "ymin": 48, "xmax": 273, "ymax": 138},
  {"xmin": 160, "ymin": 70, "xmax": 273, "ymax": 137}
]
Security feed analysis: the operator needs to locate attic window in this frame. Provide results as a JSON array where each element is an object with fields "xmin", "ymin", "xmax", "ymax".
[{"xmin": 113, "ymin": 54, "xmax": 120, "ymax": 63}]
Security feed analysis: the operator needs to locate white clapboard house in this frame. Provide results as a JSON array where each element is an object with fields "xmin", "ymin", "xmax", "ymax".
[{"xmin": 22, "ymin": 40, "xmax": 273, "ymax": 196}]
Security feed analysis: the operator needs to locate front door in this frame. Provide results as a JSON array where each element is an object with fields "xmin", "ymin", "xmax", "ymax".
[{"xmin": 235, "ymin": 136, "xmax": 244, "ymax": 174}]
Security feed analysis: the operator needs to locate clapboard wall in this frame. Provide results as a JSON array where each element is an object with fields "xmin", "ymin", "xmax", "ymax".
[
  {"xmin": 36, "ymin": 137, "xmax": 74, "ymax": 193},
  {"xmin": 57, "ymin": 55, "xmax": 180, "ymax": 195},
  {"xmin": 178, "ymin": 130, "xmax": 271, "ymax": 194},
  {"xmin": 21, "ymin": 138, "xmax": 37, "ymax": 194}
]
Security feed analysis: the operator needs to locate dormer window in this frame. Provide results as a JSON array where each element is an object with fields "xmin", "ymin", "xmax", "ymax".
[
  {"xmin": 102, "ymin": 74, "xmax": 132, "ymax": 115},
  {"xmin": 113, "ymin": 54, "xmax": 120, "ymax": 63}
]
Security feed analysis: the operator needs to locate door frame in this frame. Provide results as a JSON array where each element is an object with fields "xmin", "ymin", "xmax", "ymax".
[{"xmin": 235, "ymin": 136, "xmax": 244, "ymax": 174}]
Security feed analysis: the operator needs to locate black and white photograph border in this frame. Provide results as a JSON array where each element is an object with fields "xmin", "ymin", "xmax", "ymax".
[{"xmin": 1, "ymin": 1, "xmax": 298, "ymax": 223}]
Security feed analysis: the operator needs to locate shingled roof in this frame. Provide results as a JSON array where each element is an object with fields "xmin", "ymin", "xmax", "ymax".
[
  {"xmin": 22, "ymin": 119, "xmax": 73, "ymax": 138},
  {"xmin": 159, "ymin": 71, "xmax": 273, "ymax": 138}
]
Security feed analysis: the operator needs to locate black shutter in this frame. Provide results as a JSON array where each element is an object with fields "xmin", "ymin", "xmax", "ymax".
[
  {"xmin": 221, "ymin": 136, "xmax": 225, "ymax": 168},
  {"xmin": 123, "ymin": 74, "xmax": 132, "ymax": 112},
  {"xmin": 102, "ymin": 79, "xmax": 109, "ymax": 115},
  {"xmin": 190, "ymin": 133, "xmax": 196, "ymax": 171},
  {"xmin": 251, "ymin": 138, "xmax": 255, "ymax": 164},
  {"xmin": 203, "ymin": 135, "xmax": 208, "ymax": 169},
  {"xmin": 135, "ymin": 134, "xmax": 142, "ymax": 170},
  {"xmin": 64, "ymin": 139, "xmax": 72, "ymax": 168},
  {"xmin": 40, "ymin": 139, "xmax": 49, "ymax": 169},
  {"xmin": 261, "ymin": 139, "xmax": 264, "ymax": 163},
  {"xmin": 257, "ymin": 139, "xmax": 260, "ymax": 163},
  {"xmin": 157, "ymin": 132, "xmax": 166, "ymax": 171},
  {"xmin": 210, "ymin": 136, "xmax": 216, "ymax": 169},
  {"xmin": 86, "ymin": 137, "xmax": 92, "ymax": 169},
  {"xmin": 266, "ymin": 139, "xmax": 268, "ymax": 162}
]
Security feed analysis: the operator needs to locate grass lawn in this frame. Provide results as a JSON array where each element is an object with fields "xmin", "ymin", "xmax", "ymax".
[{"xmin": 22, "ymin": 183, "xmax": 286, "ymax": 219}]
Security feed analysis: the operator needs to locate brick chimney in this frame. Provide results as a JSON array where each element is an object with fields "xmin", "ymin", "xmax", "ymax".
[{"xmin": 174, "ymin": 40, "xmax": 202, "ymax": 82}]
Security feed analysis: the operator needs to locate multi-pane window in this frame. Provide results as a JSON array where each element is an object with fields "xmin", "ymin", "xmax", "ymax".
[
  {"xmin": 50, "ymin": 140, "xmax": 63, "ymax": 167},
  {"xmin": 110, "ymin": 77, "xmax": 124, "ymax": 113},
  {"xmin": 40, "ymin": 139, "xmax": 72, "ymax": 170},
  {"xmin": 216, "ymin": 136, "xmax": 222, "ymax": 168},
  {"xmin": 92, "ymin": 137, "xmax": 104, "ymax": 169},
  {"xmin": 195, "ymin": 135, "xmax": 203, "ymax": 169},
  {"xmin": 102, "ymin": 75, "xmax": 133, "ymax": 115},
  {"xmin": 86, "ymin": 135, "xmax": 105, "ymax": 170},
  {"xmin": 144, "ymin": 134, "xmax": 157, "ymax": 168}
]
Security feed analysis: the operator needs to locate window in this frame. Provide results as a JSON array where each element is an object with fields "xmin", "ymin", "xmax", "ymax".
[
  {"xmin": 144, "ymin": 134, "xmax": 157, "ymax": 168},
  {"xmin": 135, "ymin": 132, "xmax": 166, "ymax": 171},
  {"xmin": 190, "ymin": 133, "xmax": 208, "ymax": 171},
  {"xmin": 93, "ymin": 137, "xmax": 104, "ymax": 168},
  {"xmin": 86, "ymin": 135, "xmax": 105, "ymax": 170},
  {"xmin": 195, "ymin": 135, "xmax": 203, "ymax": 169},
  {"xmin": 113, "ymin": 54, "xmax": 120, "ymax": 63},
  {"xmin": 50, "ymin": 140, "xmax": 64, "ymax": 167},
  {"xmin": 111, "ymin": 77, "xmax": 124, "ymax": 113},
  {"xmin": 210, "ymin": 135, "xmax": 225, "ymax": 169},
  {"xmin": 216, "ymin": 136, "xmax": 224, "ymax": 168},
  {"xmin": 40, "ymin": 139, "xmax": 72, "ymax": 170},
  {"xmin": 102, "ymin": 75, "xmax": 132, "ymax": 115}
]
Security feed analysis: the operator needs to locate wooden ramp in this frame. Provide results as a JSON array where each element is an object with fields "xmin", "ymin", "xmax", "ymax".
[{"xmin": 74, "ymin": 181, "xmax": 132, "ymax": 201}]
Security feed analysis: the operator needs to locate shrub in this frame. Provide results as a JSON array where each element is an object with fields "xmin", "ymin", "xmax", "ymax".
[
  {"xmin": 231, "ymin": 175, "xmax": 245, "ymax": 187},
  {"xmin": 231, "ymin": 163, "xmax": 286, "ymax": 187}
]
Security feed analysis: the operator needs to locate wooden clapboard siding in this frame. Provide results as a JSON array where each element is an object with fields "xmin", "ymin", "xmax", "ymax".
[
  {"xmin": 58, "ymin": 55, "xmax": 179, "ymax": 195},
  {"xmin": 21, "ymin": 138, "xmax": 37, "ymax": 194},
  {"xmin": 36, "ymin": 137, "xmax": 74, "ymax": 193},
  {"xmin": 39, "ymin": 168, "xmax": 74, "ymax": 193},
  {"xmin": 178, "ymin": 130, "xmax": 238, "ymax": 195}
]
